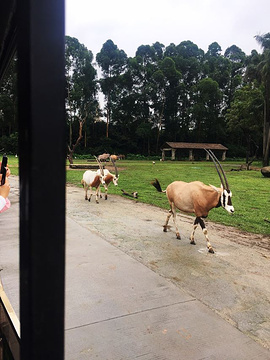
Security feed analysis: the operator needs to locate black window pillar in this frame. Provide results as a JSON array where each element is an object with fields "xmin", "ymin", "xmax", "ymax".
[{"xmin": 17, "ymin": 1, "xmax": 66, "ymax": 360}]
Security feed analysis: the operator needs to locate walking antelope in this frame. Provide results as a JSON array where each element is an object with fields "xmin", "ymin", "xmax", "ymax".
[
  {"xmin": 98, "ymin": 153, "xmax": 110, "ymax": 162},
  {"xmin": 97, "ymin": 156, "xmax": 119, "ymax": 200},
  {"xmin": 151, "ymin": 149, "xmax": 234, "ymax": 253},
  {"xmin": 81, "ymin": 159, "xmax": 105, "ymax": 203}
]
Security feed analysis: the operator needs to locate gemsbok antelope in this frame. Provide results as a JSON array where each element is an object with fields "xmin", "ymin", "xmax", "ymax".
[
  {"xmin": 151, "ymin": 149, "xmax": 234, "ymax": 253},
  {"xmin": 97, "ymin": 156, "xmax": 119, "ymax": 200},
  {"xmin": 81, "ymin": 158, "xmax": 105, "ymax": 203}
]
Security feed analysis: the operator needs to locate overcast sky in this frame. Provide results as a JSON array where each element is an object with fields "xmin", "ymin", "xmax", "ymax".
[{"xmin": 65, "ymin": 0, "xmax": 269, "ymax": 60}]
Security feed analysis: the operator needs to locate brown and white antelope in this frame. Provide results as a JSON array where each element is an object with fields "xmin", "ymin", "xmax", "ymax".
[
  {"xmin": 81, "ymin": 158, "xmax": 105, "ymax": 203},
  {"xmin": 151, "ymin": 149, "xmax": 234, "ymax": 253},
  {"xmin": 97, "ymin": 156, "xmax": 119, "ymax": 200}
]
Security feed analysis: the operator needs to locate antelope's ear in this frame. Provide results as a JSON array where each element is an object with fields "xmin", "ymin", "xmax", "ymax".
[{"xmin": 209, "ymin": 184, "xmax": 221, "ymax": 193}]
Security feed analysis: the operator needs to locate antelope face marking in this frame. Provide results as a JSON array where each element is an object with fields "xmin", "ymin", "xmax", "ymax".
[
  {"xmin": 221, "ymin": 189, "xmax": 234, "ymax": 214},
  {"xmin": 112, "ymin": 175, "xmax": 118, "ymax": 186},
  {"xmin": 100, "ymin": 175, "xmax": 106, "ymax": 186}
]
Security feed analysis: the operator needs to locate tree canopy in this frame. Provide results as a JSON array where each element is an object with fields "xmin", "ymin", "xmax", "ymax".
[{"xmin": 1, "ymin": 35, "xmax": 269, "ymax": 163}]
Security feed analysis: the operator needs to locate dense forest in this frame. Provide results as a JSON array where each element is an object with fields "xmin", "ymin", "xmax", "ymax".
[{"xmin": 1, "ymin": 33, "xmax": 270, "ymax": 165}]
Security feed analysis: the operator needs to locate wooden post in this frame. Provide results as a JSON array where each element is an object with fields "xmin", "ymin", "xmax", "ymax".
[
  {"xmin": 189, "ymin": 149, "xmax": 194, "ymax": 161},
  {"xmin": 171, "ymin": 149, "xmax": 176, "ymax": 160},
  {"xmin": 222, "ymin": 151, "xmax": 226, "ymax": 161}
]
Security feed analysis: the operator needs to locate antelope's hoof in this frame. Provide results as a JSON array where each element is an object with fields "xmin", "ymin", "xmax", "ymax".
[
  {"xmin": 208, "ymin": 247, "xmax": 215, "ymax": 254},
  {"xmin": 88, "ymin": 199, "xmax": 91, "ymax": 202},
  {"xmin": 163, "ymin": 226, "xmax": 167, "ymax": 232},
  {"xmin": 190, "ymin": 240, "xmax": 196, "ymax": 245},
  {"xmin": 85, "ymin": 198, "xmax": 88, "ymax": 201},
  {"xmin": 105, "ymin": 195, "xmax": 108, "ymax": 200},
  {"xmin": 176, "ymin": 233, "xmax": 181, "ymax": 240}
]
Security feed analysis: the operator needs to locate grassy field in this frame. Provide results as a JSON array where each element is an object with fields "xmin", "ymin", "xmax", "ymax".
[{"xmin": 5, "ymin": 155, "xmax": 270, "ymax": 235}]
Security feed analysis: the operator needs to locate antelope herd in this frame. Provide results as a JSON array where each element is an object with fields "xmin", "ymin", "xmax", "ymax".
[{"xmin": 80, "ymin": 150, "xmax": 234, "ymax": 253}]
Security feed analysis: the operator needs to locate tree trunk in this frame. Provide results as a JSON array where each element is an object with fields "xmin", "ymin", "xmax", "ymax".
[
  {"xmin": 69, "ymin": 121, "xmax": 72, "ymax": 148},
  {"xmin": 155, "ymin": 101, "xmax": 165, "ymax": 154},
  {"xmin": 106, "ymin": 111, "xmax": 109, "ymax": 138},
  {"xmin": 263, "ymin": 84, "xmax": 270, "ymax": 166},
  {"xmin": 67, "ymin": 116, "xmax": 86, "ymax": 164},
  {"xmin": 263, "ymin": 127, "xmax": 270, "ymax": 166}
]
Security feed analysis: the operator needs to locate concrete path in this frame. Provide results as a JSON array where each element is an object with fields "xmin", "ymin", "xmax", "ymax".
[{"xmin": 1, "ymin": 176, "xmax": 269, "ymax": 359}]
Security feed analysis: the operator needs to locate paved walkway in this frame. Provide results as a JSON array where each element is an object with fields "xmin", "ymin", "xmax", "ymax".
[{"xmin": 1, "ymin": 177, "xmax": 269, "ymax": 359}]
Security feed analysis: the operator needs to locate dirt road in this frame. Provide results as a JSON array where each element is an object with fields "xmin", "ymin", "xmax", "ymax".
[{"xmin": 66, "ymin": 184, "xmax": 270, "ymax": 350}]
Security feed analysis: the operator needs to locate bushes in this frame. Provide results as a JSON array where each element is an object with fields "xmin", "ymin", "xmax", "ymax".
[{"xmin": 0, "ymin": 133, "xmax": 18, "ymax": 154}]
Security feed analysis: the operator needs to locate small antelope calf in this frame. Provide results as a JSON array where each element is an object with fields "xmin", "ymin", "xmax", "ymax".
[{"xmin": 152, "ymin": 150, "xmax": 234, "ymax": 253}]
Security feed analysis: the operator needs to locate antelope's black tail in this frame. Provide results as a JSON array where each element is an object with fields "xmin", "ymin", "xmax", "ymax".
[{"xmin": 151, "ymin": 178, "xmax": 165, "ymax": 193}]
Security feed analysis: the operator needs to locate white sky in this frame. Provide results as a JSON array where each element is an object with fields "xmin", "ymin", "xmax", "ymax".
[{"xmin": 65, "ymin": 0, "xmax": 269, "ymax": 60}]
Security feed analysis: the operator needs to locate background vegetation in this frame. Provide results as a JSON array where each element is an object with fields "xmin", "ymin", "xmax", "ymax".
[{"xmin": 1, "ymin": 34, "xmax": 270, "ymax": 165}]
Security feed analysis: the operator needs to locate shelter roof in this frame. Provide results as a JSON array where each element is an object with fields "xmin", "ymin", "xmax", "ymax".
[{"xmin": 161, "ymin": 142, "xmax": 228, "ymax": 151}]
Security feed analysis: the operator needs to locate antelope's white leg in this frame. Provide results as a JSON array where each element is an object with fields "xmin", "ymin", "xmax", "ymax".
[
  {"xmin": 88, "ymin": 186, "xmax": 93, "ymax": 202},
  {"xmin": 84, "ymin": 184, "xmax": 88, "ymax": 200},
  {"xmin": 171, "ymin": 203, "xmax": 181, "ymax": 239},
  {"xmin": 190, "ymin": 223, "xmax": 198, "ymax": 245},
  {"xmin": 195, "ymin": 217, "xmax": 214, "ymax": 253},
  {"xmin": 163, "ymin": 209, "xmax": 172, "ymax": 232},
  {"xmin": 203, "ymin": 228, "xmax": 214, "ymax": 253},
  {"xmin": 104, "ymin": 185, "xmax": 108, "ymax": 200},
  {"xmin": 95, "ymin": 187, "xmax": 100, "ymax": 203}
]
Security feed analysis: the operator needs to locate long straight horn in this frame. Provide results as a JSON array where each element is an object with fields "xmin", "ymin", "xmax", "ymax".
[
  {"xmin": 208, "ymin": 149, "xmax": 229, "ymax": 189},
  {"xmin": 94, "ymin": 155, "xmax": 104, "ymax": 176},
  {"xmin": 205, "ymin": 149, "xmax": 229, "ymax": 190},
  {"xmin": 110, "ymin": 156, "xmax": 118, "ymax": 178}
]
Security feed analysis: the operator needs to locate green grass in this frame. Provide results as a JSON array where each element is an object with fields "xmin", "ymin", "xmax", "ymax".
[{"xmin": 6, "ymin": 156, "xmax": 270, "ymax": 235}]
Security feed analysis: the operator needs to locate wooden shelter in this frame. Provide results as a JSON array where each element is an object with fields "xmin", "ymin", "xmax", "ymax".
[{"xmin": 161, "ymin": 142, "xmax": 228, "ymax": 161}]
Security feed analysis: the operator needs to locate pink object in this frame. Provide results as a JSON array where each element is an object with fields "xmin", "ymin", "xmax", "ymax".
[{"xmin": 0, "ymin": 198, "xmax": 11, "ymax": 213}]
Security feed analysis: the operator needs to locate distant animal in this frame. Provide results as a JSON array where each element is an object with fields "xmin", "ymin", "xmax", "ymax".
[
  {"xmin": 110, "ymin": 154, "xmax": 119, "ymax": 161},
  {"xmin": 151, "ymin": 149, "xmax": 234, "ymax": 253},
  {"xmin": 98, "ymin": 153, "xmax": 110, "ymax": 162},
  {"xmin": 97, "ymin": 156, "xmax": 119, "ymax": 200}
]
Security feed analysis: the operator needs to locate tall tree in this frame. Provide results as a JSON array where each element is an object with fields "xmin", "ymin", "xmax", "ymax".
[
  {"xmin": 65, "ymin": 36, "xmax": 98, "ymax": 163},
  {"xmin": 224, "ymin": 45, "xmax": 246, "ymax": 108},
  {"xmin": 96, "ymin": 40, "xmax": 127, "ymax": 138},
  {"xmin": 247, "ymin": 33, "xmax": 270, "ymax": 165},
  {"xmin": 170, "ymin": 41, "xmax": 204, "ymax": 141},
  {"xmin": 226, "ymin": 85, "xmax": 263, "ymax": 166},
  {"xmin": 151, "ymin": 57, "xmax": 182, "ymax": 151},
  {"xmin": 192, "ymin": 78, "xmax": 223, "ymax": 142},
  {"xmin": 0, "ymin": 57, "xmax": 18, "ymax": 137}
]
